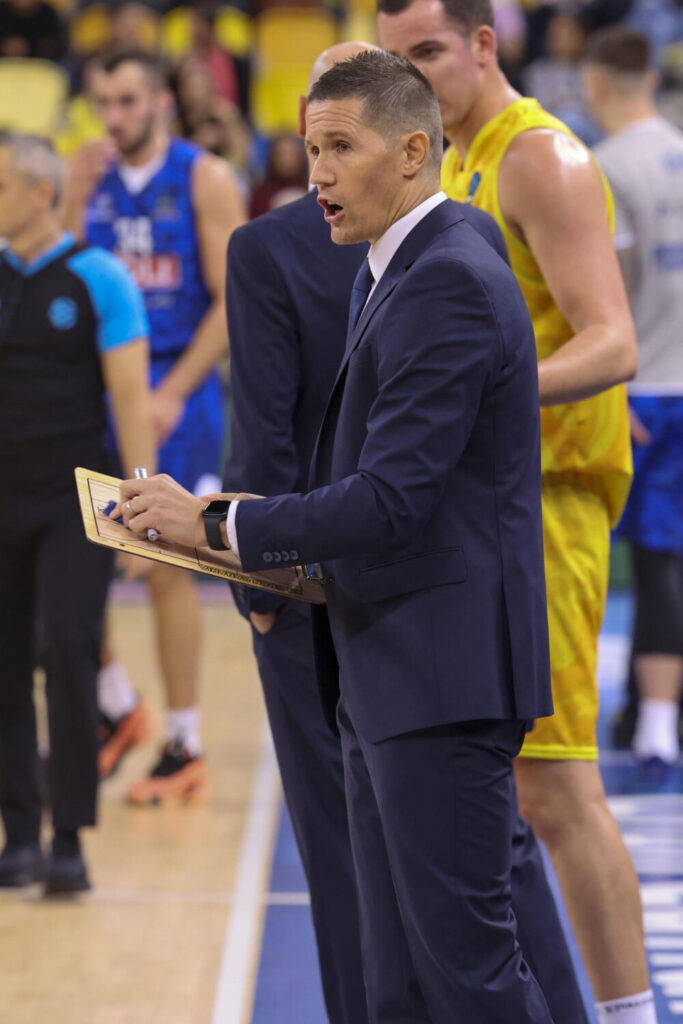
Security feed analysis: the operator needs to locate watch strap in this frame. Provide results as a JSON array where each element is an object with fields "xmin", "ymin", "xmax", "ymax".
[{"xmin": 202, "ymin": 502, "xmax": 231, "ymax": 551}]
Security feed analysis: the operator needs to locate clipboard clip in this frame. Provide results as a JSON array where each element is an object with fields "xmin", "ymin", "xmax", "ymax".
[{"xmin": 301, "ymin": 563, "xmax": 333, "ymax": 584}]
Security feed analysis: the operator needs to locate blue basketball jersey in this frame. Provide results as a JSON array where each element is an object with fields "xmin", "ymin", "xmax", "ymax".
[{"xmin": 84, "ymin": 138, "xmax": 211, "ymax": 359}]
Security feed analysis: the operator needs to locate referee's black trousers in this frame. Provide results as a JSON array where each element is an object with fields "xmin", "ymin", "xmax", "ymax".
[{"xmin": 0, "ymin": 483, "xmax": 113, "ymax": 845}]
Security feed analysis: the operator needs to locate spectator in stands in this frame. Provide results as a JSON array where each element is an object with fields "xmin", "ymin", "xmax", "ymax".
[
  {"xmin": 109, "ymin": 1, "xmax": 160, "ymax": 53},
  {"xmin": 249, "ymin": 132, "xmax": 308, "ymax": 218},
  {"xmin": 494, "ymin": 0, "xmax": 528, "ymax": 91},
  {"xmin": 173, "ymin": 57, "xmax": 251, "ymax": 184},
  {"xmin": 524, "ymin": 8, "xmax": 602, "ymax": 144},
  {"xmin": 188, "ymin": 0, "xmax": 241, "ymax": 110},
  {"xmin": 623, "ymin": 0, "xmax": 682, "ymax": 71},
  {"xmin": 525, "ymin": 0, "xmax": 632, "ymax": 64},
  {"xmin": 0, "ymin": 0, "xmax": 66, "ymax": 62}
]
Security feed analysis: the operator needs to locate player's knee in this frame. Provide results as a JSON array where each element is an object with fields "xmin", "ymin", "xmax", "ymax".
[
  {"xmin": 517, "ymin": 763, "xmax": 609, "ymax": 850},
  {"xmin": 517, "ymin": 789, "xmax": 570, "ymax": 850}
]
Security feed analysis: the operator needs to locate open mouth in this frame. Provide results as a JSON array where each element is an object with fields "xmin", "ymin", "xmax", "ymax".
[{"xmin": 318, "ymin": 197, "xmax": 344, "ymax": 222}]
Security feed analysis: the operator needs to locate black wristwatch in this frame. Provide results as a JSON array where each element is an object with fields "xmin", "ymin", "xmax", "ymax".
[{"xmin": 202, "ymin": 500, "xmax": 231, "ymax": 550}]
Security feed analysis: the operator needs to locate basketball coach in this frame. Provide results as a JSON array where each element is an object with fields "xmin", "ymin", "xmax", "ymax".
[{"xmin": 116, "ymin": 52, "xmax": 556, "ymax": 1023}]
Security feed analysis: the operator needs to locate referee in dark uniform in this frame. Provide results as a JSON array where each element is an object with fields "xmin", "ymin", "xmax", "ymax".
[{"xmin": 0, "ymin": 133, "xmax": 154, "ymax": 894}]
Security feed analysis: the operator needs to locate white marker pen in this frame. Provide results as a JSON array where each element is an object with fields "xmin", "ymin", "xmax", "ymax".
[{"xmin": 134, "ymin": 467, "xmax": 160, "ymax": 542}]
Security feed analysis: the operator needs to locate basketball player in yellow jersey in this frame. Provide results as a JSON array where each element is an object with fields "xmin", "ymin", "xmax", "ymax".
[{"xmin": 378, "ymin": 3, "xmax": 657, "ymax": 1023}]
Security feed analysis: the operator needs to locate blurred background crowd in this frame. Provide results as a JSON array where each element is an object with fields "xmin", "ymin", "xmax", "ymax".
[{"xmin": 0, "ymin": 0, "xmax": 680, "ymax": 217}]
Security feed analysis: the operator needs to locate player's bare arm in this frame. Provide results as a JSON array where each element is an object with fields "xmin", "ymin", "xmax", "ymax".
[
  {"xmin": 150, "ymin": 155, "xmax": 246, "ymax": 443},
  {"xmin": 101, "ymin": 336, "xmax": 156, "ymax": 479},
  {"xmin": 498, "ymin": 129, "xmax": 637, "ymax": 406}
]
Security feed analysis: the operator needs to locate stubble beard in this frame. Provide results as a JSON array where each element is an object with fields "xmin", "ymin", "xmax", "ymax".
[{"xmin": 118, "ymin": 114, "xmax": 157, "ymax": 160}]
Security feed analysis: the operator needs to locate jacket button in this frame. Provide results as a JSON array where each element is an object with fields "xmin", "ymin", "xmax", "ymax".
[
  {"xmin": 263, "ymin": 552, "xmax": 273, "ymax": 563},
  {"xmin": 280, "ymin": 551, "xmax": 290, "ymax": 562},
  {"xmin": 290, "ymin": 550, "xmax": 299, "ymax": 560},
  {"xmin": 273, "ymin": 552, "xmax": 281, "ymax": 563}
]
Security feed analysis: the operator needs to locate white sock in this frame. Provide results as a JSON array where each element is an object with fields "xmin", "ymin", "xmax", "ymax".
[
  {"xmin": 98, "ymin": 661, "xmax": 138, "ymax": 721},
  {"xmin": 165, "ymin": 707, "xmax": 202, "ymax": 757},
  {"xmin": 633, "ymin": 698, "xmax": 680, "ymax": 762},
  {"xmin": 596, "ymin": 989, "xmax": 657, "ymax": 1023}
]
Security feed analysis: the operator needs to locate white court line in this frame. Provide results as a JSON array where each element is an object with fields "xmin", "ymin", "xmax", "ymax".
[
  {"xmin": 266, "ymin": 892, "xmax": 311, "ymax": 906},
  {"xmin": 211, "ymin": 721, "xmax": 283, "ymax": 1024}
]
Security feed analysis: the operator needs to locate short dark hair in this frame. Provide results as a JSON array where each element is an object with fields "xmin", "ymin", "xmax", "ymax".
[
  {"xmin": 308, "ymin": 51, "xmax": 443, "ymax": 169},
  {"xmin": 376, "ymin": 0, "xmax": 494, "ymax": 33},
  {"xmin": 98, "ymin": 47, "xmax": 169, "ymax": 90},
  {"xmin": 584, "ymin": 26, "xmax": 651, "ymax": 74}
]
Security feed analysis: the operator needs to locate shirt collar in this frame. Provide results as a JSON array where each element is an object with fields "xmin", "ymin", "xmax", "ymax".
[
  {"xmin": 368, "ymin": 191, "xmax": 447, "ymax": 287},
  {"xmin": 2, "ymin": 232, "xmax": 75, "ymax": 276}
]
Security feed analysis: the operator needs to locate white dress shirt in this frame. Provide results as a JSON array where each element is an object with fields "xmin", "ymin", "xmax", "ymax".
[
  {"xmin": 226, "ymin": 190, "xmax": 449, "ymax": 557},
  {"xmin": 367, "ymin": 190, "xmax": 447, "ymax": 298}
]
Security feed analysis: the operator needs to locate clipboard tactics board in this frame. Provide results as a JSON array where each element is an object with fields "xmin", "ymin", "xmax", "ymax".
[{"xmin": 75, "ymin": 468, "xmax": 326, "ymax": 605}]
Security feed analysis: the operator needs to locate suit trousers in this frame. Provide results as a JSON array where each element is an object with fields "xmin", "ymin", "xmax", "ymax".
[
  {"xmin": 0, "ymin": 485, "xmax": 112, "ymax": 844},
  {"xmin": 251, "ymin": 603, "xmax": 369, "ymax": 1024},
  {"xmin": 338, "ymin": 701, "xmax": 555, "ymax": 1024}
]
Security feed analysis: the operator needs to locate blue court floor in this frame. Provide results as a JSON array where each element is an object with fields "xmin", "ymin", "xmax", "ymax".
[{"xmin": 250, "ymin": 591, "xmax": 683, "ymax": 1024}]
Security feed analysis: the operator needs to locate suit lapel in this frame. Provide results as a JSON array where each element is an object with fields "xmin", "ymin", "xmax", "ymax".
[
  {"xmin": 342, "ymin": 266, "xmax": 400, "ymax": 362},
  {"xmin": 309, "ymin": 200, "xmax": 466, "ymax": 487}
]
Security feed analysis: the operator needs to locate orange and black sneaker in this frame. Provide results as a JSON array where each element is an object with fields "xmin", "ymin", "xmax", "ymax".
[
  {"xmin": 98, "ymin": 700, "xmax": 153, "ymax": 779},
  {"xmin": 126, "ymin": 741, "xmax": 211, "ymax": 806}
]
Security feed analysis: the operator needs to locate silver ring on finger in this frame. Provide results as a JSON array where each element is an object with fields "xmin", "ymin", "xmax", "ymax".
[{"xmin": 125, "ymin": 500, "xmax": 134, "ymax": 514}]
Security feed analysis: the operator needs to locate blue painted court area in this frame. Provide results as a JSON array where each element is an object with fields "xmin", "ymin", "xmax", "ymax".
[{"xmin": 250, "ymin": 591, "xmax": 683, "ymax": 1023}]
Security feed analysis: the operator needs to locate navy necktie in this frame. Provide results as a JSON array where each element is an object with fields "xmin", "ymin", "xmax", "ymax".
[{"xmin": 348, "ymin": 259, "xmax": 374, "ymax": 334}]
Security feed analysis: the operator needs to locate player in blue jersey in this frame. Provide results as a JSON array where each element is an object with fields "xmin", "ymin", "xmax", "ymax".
[{"xmin": 63, "ymin": 49, "xmax": 246, "ymax": 804}]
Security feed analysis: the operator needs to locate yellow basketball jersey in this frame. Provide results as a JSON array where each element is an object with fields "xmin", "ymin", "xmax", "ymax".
[{"xmin": 441, "ymin": 98, "xmax": 632, "ymax": 525}]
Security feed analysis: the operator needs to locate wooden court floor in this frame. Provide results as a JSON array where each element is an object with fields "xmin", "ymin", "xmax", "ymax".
[{"xmin": 0, "ymin": 585, "xmax": 267, "ymax": 1024}]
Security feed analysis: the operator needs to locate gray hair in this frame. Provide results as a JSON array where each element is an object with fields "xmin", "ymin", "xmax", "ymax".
[{"xmin": 0, "ymin": 131, "xmax": 65, "ymax": 208}]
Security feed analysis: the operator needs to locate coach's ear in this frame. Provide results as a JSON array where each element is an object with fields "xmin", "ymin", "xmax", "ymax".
[{"xmin": 298, "ymin": 95, "xmax": 307, "ymax": 138}]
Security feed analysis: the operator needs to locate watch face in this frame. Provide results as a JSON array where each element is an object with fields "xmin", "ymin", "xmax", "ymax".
[{"xmin": 204, "ymin": 500, "xmax": 230, "ymax": 516}]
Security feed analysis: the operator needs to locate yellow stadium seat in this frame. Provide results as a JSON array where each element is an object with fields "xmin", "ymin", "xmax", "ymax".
[
  {"xmin": 55, "ymin": 94, "xmax": 106, "ymax": 158},
  {"xmin": 347, "ymin": 0, "xmax": 376, "ymax": 16},
  {"xmin": 216, "ymin": 5, "xmax": 253, "ymax": 58},
  {"xmin": 161, "ymin": 5, "xmax": 193, "ymax": 60},
  {"xmin": 339, "ymin": 11, "xmax": 377, "ymax": 44},
  {"xmin": 0, "ymin": 59, "xmax": 68, "ymax": 137},
  {"xmin": 162, "ymin": 4, "xmax": 253, "ymax": 61},
  {"xmin": 251, "ymin": 64, "xmax": 310, "ymax": 134},
  {"xmin": 70, "ymin": 4, "xmax": 111, "ymax": 56},
  {"xmin": 255, "ymin": 8, "xmax": 336, "ymax": 71}
]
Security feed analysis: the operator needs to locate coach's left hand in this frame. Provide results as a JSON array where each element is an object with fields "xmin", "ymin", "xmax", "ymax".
[{"xmin": 113, "ymin": 474, "xmax": 209, "ymax": 548}]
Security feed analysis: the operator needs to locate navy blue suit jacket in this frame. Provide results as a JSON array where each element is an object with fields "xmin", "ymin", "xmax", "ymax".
[
  {"xmin": 234, "ymin": 198, "xmax": 553, "ymax": 742},
  {"xmin": 224, "ymin": 190, "xmax": 511, "ymax": 617}
]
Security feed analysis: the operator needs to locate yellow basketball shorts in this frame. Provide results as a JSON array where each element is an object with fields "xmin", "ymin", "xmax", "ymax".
[{"xmin": 520, "ymin": 473, "xmax": 611, "ymax": 761}]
